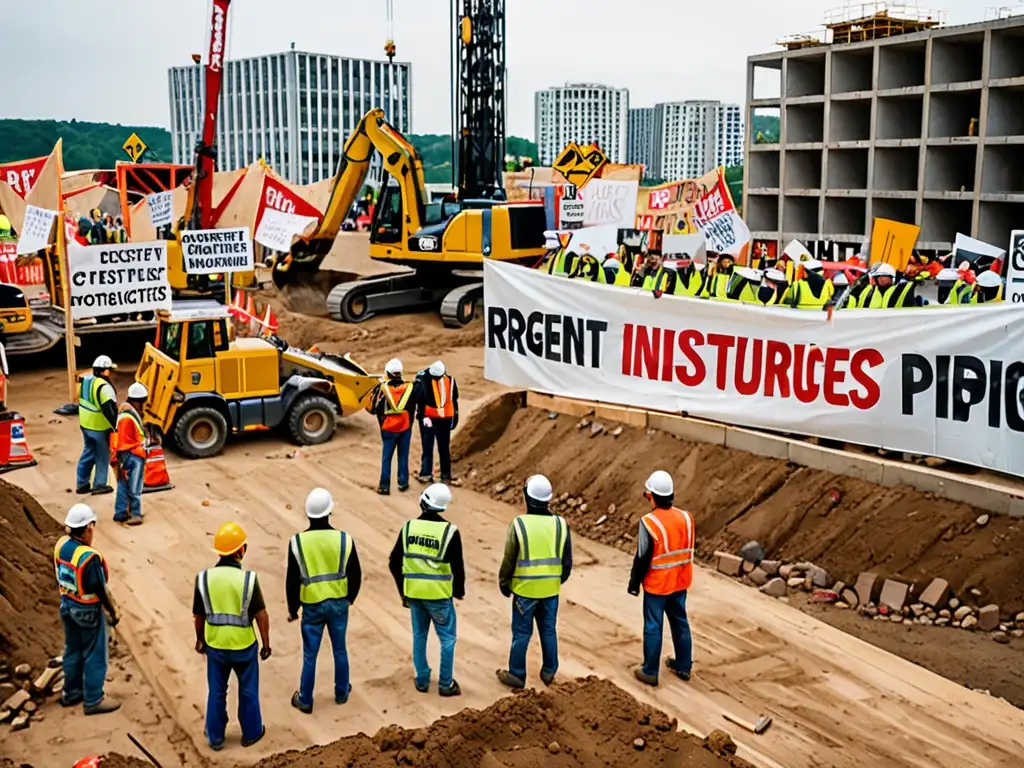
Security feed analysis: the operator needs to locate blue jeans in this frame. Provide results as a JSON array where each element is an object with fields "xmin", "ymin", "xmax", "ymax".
[
  {"xmin": 410, "ymin": 598, "xmax": 457, "ymax": 689},
  {"xmin": 76, "ymin": 428, "xmax": 110, "ymax": 490},
  {"xmin": 379, "ymin": 428, "xmax": 411, "ymax": 490},
  {"xmin": 508, "ymin": 594, "xmax": 559, "ymax": 682},
  {"xmin": 205, "ymin": 644, "xmax": 262, "ymax": 747},
  {"xmin": 60, "ymin": 601, "xmax": 108, "ymax": 707},
  {"xmin": 114, "ymin": 452, "xmax": 144, "ymax": 521},
  {"xmin": 642, "ymin": 590, "xmax": 692, "ymax": 678},
  {"xmin": 419, "ymin": 418, "xmax": 453, "ymax": 478},
  {"xmin": 297, "ymin": 598, "xmax": 350, "ymax": 707}
]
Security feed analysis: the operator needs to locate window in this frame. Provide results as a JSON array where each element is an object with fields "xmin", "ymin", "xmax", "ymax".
[{"xmin": 159, "ymin": 322, "xmax": 182, "ymax": 361}]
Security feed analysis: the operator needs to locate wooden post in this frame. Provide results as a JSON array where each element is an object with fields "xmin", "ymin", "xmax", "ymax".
[{"xmin": 54, "ymin": 142, "xmax": 78, "ymax": 404}]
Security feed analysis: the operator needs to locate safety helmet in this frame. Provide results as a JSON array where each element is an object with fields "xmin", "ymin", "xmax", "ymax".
[
  {"xmin": 213, "ymin": 522, "xmax": 247, "ymax": 556},
  {"xmin": 977, "ymin": 270, "xmax": 1002, "ymax": 289},
  {"xmin": 765, "ymin": 268, "xmax": 787, "ymax": 283},
  {"xmin": 735, "ymin": 267, "xmax": 763, "ymax": 283},
  {"xmin": 305, "ymin": 487, "xmax": 334, "ymax": 518},
  {"xmin": 429, "ymin": 360, "xmax": 446, "ymax": 377},
  {"xmin": 802, "ymin": 259, "xmax": 823, "ymax": 272},
  {"xmin": 603, "ymin": 258, "xmax": 621, "ymax": 271},
  {"xmin": 92, "ymin": 354, "xmax": 116, "ymax": 370},
  {"xmin": 127, "ymin": 382, "xmax": 148, "ymax": 400},
  {"xmin": 524, "ymin": 474, "xmax": 553, "ymax": 503},
  {"xmin": 385, "ymin": 358, "xmax": 403, "ymax": 376},
  {"xmin": 936, "ymin": 268, "xmax": 960, "ymax": 283},
  {"xmin": 420, "ymin": 483, "xmax": 452, "ymax": 512},
  {"xmin": 65, "ymin": 503, "xmax": 98, "ymax": 529},
  {"xmin": 645, "ymin": 470, "xmax": 674, "ymax": 496},
  {"xmin": 873, "ymin": 262, "xmax": 897, "ymax": 278},
  {"xmin": 0, "ymin": 214, "xmax": 12, "ymax": 231},
  {"xmin": 832, "ymin": 272, "xmax": 849, "ymax": 287}
]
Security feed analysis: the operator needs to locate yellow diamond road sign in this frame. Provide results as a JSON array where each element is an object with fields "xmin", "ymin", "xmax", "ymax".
[
  {"xmin": 123, "ymin": 133, "xmax": 148, "ymax": 163},
  {"xmin": 553, "ymin": 141, "xmax": 608, "ymax": 189}
]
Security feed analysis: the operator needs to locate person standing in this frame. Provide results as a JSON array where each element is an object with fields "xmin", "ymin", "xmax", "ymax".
[
  {"xmin": 54, "ymin": 503, "xmax": 122, "ymax": 714},
  {"xmin": 288, "ymin": 488, "xmax": 362, "ymax": 713},
  {"xmin": 193, "ymin": 522, "xmax": 271, "ymax": 751},
  {"xmin": 415, "ymin": 360, "xmax": 460, "ymax": 485},
  {"xmin": 76, "ymin": 355, "xmax": 118, "ymax": 496},
  {"xmin": 372, "ymin": 358, "xmax": 416, "ymax": 495},
  {"xmin": 629, "ymin": 470, "xmax": 694, "ymax": 687},
  {"xmin": 113, "ymin": 383, "xmax": 148, "ymax": 526},
  {"xmin": 388, "ymin": 483, "xmax": 464, "ymax": 696},
  {"xmin": 496, "ymin": 475, "xmax": 572, "ymax": 689}
]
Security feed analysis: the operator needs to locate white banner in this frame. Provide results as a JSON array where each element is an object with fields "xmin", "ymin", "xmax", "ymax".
[
  {"xmin": 16, "ymin": 205, "xmax": 58, "ymax": 255},
  {"xmin": 255, "ymin": 209, "xmax": 318, "ymax": 252},
  {"xmin": 582, "ymin": 179, "xmax": 638, "ymax": 230},
  {"xmin": 146, "ymin": 191, "xmax": 174, "ymax": 228},
  {"xmin": 68, "ymin": 241, "xmax": 172, "ymax": 319},
  {"xmin": 483, "ymin": 261, "xmax": 1024, "ymax": 478},
  {"xmin": 1007, "ymin": 230, "xmax": 1024, "ymax": 305},
  {"xmin": 180, "ymin": 227, "xmax": 253, "ymax": 274}
]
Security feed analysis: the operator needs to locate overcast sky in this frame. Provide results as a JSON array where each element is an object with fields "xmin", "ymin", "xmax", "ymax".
[{"xmin": 8, "ymin": 0, "xmax": 991, "ymax": 138}]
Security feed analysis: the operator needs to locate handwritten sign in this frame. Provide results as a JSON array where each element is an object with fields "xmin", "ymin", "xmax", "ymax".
[
  {"xmin": 689, "ymin": 173, "xmax": 750, "ymax": 257},
  {"xmin": 255, "ymin": 209, "xmax": 318, "ymax": 252},
  {"xmin": 147, "ymin": 191, "xmax": 174, "ymax": 228},
  {"xmin": 582, "ymin": 180, "xmax": 638, "ymax": 230},
  {"xmin": 1005, "ymin": 230, "xmax": 1024, "ymax": 305},
  {"xmin": 181, "ymin": 228, "xmax": 253, "ymax": 274},
  {"xmin": 16, "ymin": 205, "xmax": 58, "ymax": 255},
  {"xmin": 68, "ymin": 241, "xmax": 172, "ymax": 319}
]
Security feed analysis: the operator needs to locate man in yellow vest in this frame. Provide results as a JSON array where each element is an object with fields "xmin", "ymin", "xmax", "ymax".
[
  {"xmin": 496, "ymin": 475, "xmax": 573, "ymax": 689},
  {"xmin": 113, "ymin": 382, "xmax": 148, "ymax": 525},
  {"xmin": 54, "ymin": 503, "xmax": 122, "ymax": 714},
  {"xmin": 193, "ymin": 522, "xmax": 271, "ymax": 751},
  {"xmin": 973, "ymin": 270, "xmax": 1005, "ymax": 303},
  {"xmin": 371, "ymin": 358, "xmax": 418, "ymax": 495},
  {"xmin": 628, "ymin": 471, "xmax": 695, "ymax": 687},
  {"xmin": 415, "ymin": 360, "xmax": 460, "ymax": 485},
  {"xmin": 781, "ymin": 260, "xmax": 834, "ymax": 309},
  {"xmin": 388, "ymin": 483, "xmax": 465, "ymax": 696},
  {"xmin": 288, "ymin": 488, "xmax": 361, "ymax": 713},
  {"xmin": 76, "ymin": 355, "xmax": 118, "ymax": 496},
  {"xmin": 936, "ymin": 268, "xmax": 971, "ymax": 305}
]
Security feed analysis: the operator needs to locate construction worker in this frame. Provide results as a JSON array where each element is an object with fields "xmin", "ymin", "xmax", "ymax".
[
  {"xmin": 973, "ymin": 270, "xmax": 1004, "ymax": 303},
  {"xmin": 699, "ymin": 253, "xmax": 734, "ymax": 299},
  {"xmin": 415, "ymin": 360, "xmax": 460, "ymax": 485},
  {"xmin": 496, "ymin": 475, "xmax": 572, "ymax": 689},
  {"xmin": 831, "ymin": 272, "xmax": 858, "ymax": 308},
  {"xmin": 76, "ymin": 355, "xmax": 118, "ymax": 496},
  {"xmin": 88, "ymin": 208, "xmax": 106, "ymax": 245},
  {"xmin": 720, "ymin": 267, "xmax": 763, "ymax": 304},
  {"xmin": 671, "ymin": 256, "xmax": 704, "ymax": 297},
  {"xmin": 193, "ymin": 522, "xmax": 270, "ymax": 751},
  {"xmin": 629, "ymin": 471, "xmax": 694, "ymax": 687},
  {"xmin": 781, "ymin": 260, "xmax": 834, "ymax": 309},
  {"xmin": 113, "ymin": 382, "xmax": 147, "ymax": 526},
  {"xmin": 288, "ymin": 488, "xmax": 361, "ymax": 713},
  {"xmin": 372, "ymin": 358, "xmax": 417, "ymax": 495},
  {"xmin": 602, "ymin": 257, "xmax": 632, "ymax": 286},
  {"xmin": 54, "ymin": 503, "xmax": 121, "ymax": 714},
  {"xmin": 389, "ymin": 483, "xmax": 465, "ymax": 696},
  {"xmin": 859, "ymin": 263, "xmax": 921, "ymax": 308},
  {"xmin": 936, "ymin": 268, "xmax": 970, "ymax": 305},
  {"xmin": 759, "ymin": 268, "xmax": 788, "ymax": 305}
]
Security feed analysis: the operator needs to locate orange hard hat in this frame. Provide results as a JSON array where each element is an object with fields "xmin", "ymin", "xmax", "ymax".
[
  {"xmin": 213, "ymin": 522, "xmax": 247, "ymax": 556},
  {"xmin": 74, "ymin": 759, "xmax": 101, "ymax": 768}
]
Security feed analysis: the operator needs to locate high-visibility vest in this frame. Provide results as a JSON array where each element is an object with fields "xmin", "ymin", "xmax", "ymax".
[
  {"xmin": 673, "ymin": 269, "xmax": 703, "ymax": 297},
  {"xmin": 719, "ymin": 274, "xmax": 760, "ymax": 304},
  {"xmin": 611, "ymin": 266, "xmax": 632, "ymax": 286},
  {"xmin": 573, "ymin": 256, "xmax": 608, "ymax": 284},
  {"xmin": 380, "ymin": 382, "xmax": 413, "ymax": 432},
  {"xmin": 54, "ymin": 535, "xmax": 109, "ymax": 605},
  {"xmin": 198, "ymin": 566, "xmax": 258, "ymax": 651},
  {"xmin": 542, "ymin": 249, "xmax": 567, "ymax": 276},
  {"xmin": 401, "ymin": 518, "xmax": 456, "ymax": 600},
  {"xmin": 700, "ymin": 271, "xmax": 730, "ymax": 299},
  {"xmin": 116, "ymin": 405, "xmax": 146, "ymax": 458},
  {"xmin": 290, "ymin": 529, "xmax": 352, "ymax": 604},
  {"xmin": 942, "ymin": 279, "xmax": 972, "ymax": 306},
  {"xmin": 78, "ymin": 375, "xmax": 113, "ymax": 432},
  {"xmin": 510, "ymin": 514, "xmax": 567, "ymax": 599},
  {"xmin": 424, "ymin": 376, "xmax": 455, "ymax": 419},
  {"xmin": 782, "ymin": 279, "xmax": 832, "ymax": 309},
  {"xmin": 640, "ymin": 507, "xmax": 694, "ymax": 596},
  {"xmin": 642, "ymin": 267, "xmax": 673, "ymax": 293}
]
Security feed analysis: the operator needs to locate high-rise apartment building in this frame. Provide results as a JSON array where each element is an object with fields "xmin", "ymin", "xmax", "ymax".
[
  {"xmin": 534, "ymin": 83, "xmax": 629, "ymax": 166},
  {"xmin": 650, "ymin": 101, "xmax": 744, "ymax": 181},
  {"xmin": 169, "ymin": 50, "xmax": 411, "ymax": 186},
  {"xmin": 627, "ymin": 107, "xmax": 654, "ymax": 170}
]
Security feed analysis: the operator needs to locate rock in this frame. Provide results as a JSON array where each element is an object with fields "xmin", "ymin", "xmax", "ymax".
[
  {"xmin": 10, "ymin": 714, "xmax": 29, "ymax": 731},
  {"xmin": 410, "ymin": 729, "xmax": 429, "ymax": 748},
  {"xmin": 778, "ymin": 564, "xmax": 795, "ymax": 579},
  {"xmin": 610, "ymin": 426, "xmax": 624, "ymax": 438},
  {"xmin": 787, "ymin": 576, "xmax": 806, "ymax": 589},
  {"xmin": 879, "ymin": 579, "xmax": 910, "ymax": 612},
  {"xmin": 839, "ymin": 586, "xmax": 860, "ymax": 608},
  {"xmin": 854, "ymin": 572, "xmax": 878, "ymax": 607},
  {"xmin": 548, "ymin": 742, "xmax": 561, "ymax": 755},
  {"xmin": 589, "ymin": 422, "xmax": 604, "ymax": 437},
  {"xmin": 953, "ymin": 620, "xmax": 962, "ymax": 628},
  {"xmin": 32, "ymin": 666, "xmax": 61, "ymax": 694},
  {"xmin": 760, "ymin": 559, "xmax": 781, "ymax": 576},
  {"xmin": 961, "ymin": 615, "xmax": 978, "ymax": 630},
  {"xmin": 836, "ymin": 601, "xmax": 850, "ymax": 609},
  {"xmin": 760, "ymin": 578, "xmax": 788, "ymax": 598},
  {"xmin": 918, "ymin": 577, "xmax": 950, "ymax": 609},
  {"xmin": 910, "ymin": 603, "xmax": 927, "ymax": 617},
  {"xmin": 970, "ymin": 588, "xmax": 982, "ymax": 598},
  {"xmin": 633, "ymin": 737, "xmax": 646, "ymax": 751},
  {"xmin": 0, "ymin": 683, "xmax": 15, "ymax": 698},
  {"xmin": 607, "ymin": 503, "xmax": 617, "ymax": 516},
  {"xmin": 0, "ymin": 709, "xmax": 11, "ymax": 724},
  {"xmin": 920, "ymin": 617, "xmax": 934, "ymax": 626},
  {"xmin": 22, "ymin": 701, "xmax": 36, "ymax": 714},
  {"xmin": 954, "ymin": 606, "xmax": 974, "ymax": 621},
  {"xmin": 939, "ymin": 609, "xmax": 951, "ymax": 619},
  {"xmin": 547, "ymin": 412, "xmax": 558, "ymax": 420},
  {"xmin": 777, "ymin": 596, "xmax": 790, "ymax": 603},
  {"xmin": 13, "ymin": 664, "xmax": 30, "ymax": 678},
  {"xmin": 594, "ymin": 515, "xmax": 608, "ymax": 527},
  {"xmin": 926, "ymin": 610, "xmax": 937, "ymax": 619},
  {"xmin": 949, "ymin": 597, "xmax": 960, "ymax": 610},
  {"xmin": 738, "ymin": 541, "xmax": 765, "ymax": 565},
  {"xmin": 579, "ymin": 503, "xmax": 588, "ymax": 513},
  {"xmin": 978, "ymin": 604, "xmax": 1000, "ymax": 632},
  {"xmin": 809, "ymin": 566, "xmax": 831, "ymax": 589},
  {"xmin": 493, "ymin": 482, "xmax": 508, "ymax": 495},
  {"xmin": 576, "ymin": 418, "xmax": 590, "ymax": 429},
  {"xmin": 1, "ymin": 689, "xmax": 29, "ymax": 712},
  {"xmin": 748, "ymin": 567, "xmax": 769, "ymax": 587},
  {"xmin": 201, "ymin": 499, "xmax": 210, "ymax": 507},
  {"xmin": 509, "ymin": 723, "xmax": 523, "ymax": 736},
  {"xmin": 890, "ymin": 615, "xmax": 904, "ymax": 623},
  {"xmin": 864, "ymin": 604, "xmax": 879, "ymax": 617},
  {"xmin": 976, "ymin": 514, "xmax": 990, "ymax": 527},
  {"xmin": 935, "ymin": 617, "xmax": 950, "ymax": 626},
  {"xmin": 993, "ymin": 632, "xmax": 1011, "ymax": 644},
  {"xmin": 1016, "ymin": 612, "xmax": 1024, "ymax": 624},
  {"xmin": 1011, "ymin": 629, "xmax": 1024, "ymax": 639},
  {"xmin": 704, "ymin": 730, "xmax": 737, "ymax": 757},
  {"xmin": 715, "ymin": 552, "xmax": 744, "ymax": 577}
]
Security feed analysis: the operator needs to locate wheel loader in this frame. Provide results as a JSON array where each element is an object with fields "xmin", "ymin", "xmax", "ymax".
[{"xmin": 134, "ymin": 301, "xmax": 379, "ymax": 459}]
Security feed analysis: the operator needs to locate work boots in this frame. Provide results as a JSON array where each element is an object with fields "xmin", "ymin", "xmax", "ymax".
[{"xmin": 84, "ymin": 696, "xmax": 122, "ymax": 715}]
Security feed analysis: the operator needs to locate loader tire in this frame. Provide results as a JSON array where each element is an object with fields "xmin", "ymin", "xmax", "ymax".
[
  {"xmin": 287, "ymin": 394, "xmax": 337, "ymax": 446},
  {"xmin": 173, "ymin": 406, "xmax": 229, "ymax": 459}
]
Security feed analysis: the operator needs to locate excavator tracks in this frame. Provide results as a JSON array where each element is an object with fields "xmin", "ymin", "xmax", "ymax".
[{"xmin": 326, "ymin": 272, "xmax": 483, "ymax": 327}]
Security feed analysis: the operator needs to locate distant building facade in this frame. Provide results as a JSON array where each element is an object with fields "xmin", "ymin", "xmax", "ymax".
[
  {"xmin": 534, "ymin": 83, "xmax": 629, "ymax": 166},
  {"xmin": 651, "ymin": 101, "xmax": 744, "ymax": 180},
  {"xmin": 627, "ymin": 107, "xmax": 654, "ymax": 172}
]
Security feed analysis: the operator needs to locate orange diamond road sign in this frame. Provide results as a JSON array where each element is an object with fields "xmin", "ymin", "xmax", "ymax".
[
  {"xmin": 122, "ymin": 133, "xmax": 148, "ymax": 163},
  {"xmin": 553, "ymin": 142, "xmax": 608, "ymax": 189}
]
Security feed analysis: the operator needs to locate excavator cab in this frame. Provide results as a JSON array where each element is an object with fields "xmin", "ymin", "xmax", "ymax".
[{"xmin": 0, "ymin": 284, "xmax": 32, "ymax": 337}]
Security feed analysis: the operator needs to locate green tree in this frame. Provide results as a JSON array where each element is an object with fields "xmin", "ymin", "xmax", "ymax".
[{"xmin": 0, "ymin": 119, "xmax": 172, "ymax": 168}]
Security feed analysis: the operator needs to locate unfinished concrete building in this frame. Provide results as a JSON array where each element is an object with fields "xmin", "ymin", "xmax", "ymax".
[{"xmin": 743, "ymin": 5, "xmax": 1024, "ymax": 254}]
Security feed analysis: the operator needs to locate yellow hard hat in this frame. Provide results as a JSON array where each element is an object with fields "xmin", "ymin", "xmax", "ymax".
[{"xmin": 213, "ymin": 522, "xmax": 247, "ymax": 556}]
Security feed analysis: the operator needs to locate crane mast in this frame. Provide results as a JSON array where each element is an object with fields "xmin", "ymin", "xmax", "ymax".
[{"xmin": 192, "ymin": 0, "xmax": 231, "ymax": 229}]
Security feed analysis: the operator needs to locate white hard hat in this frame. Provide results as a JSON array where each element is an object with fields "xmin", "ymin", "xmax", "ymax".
[
  {"xmin": 735, "ymin": 267, "xmax": 763, "ymax": 283},
  {"xmin": 420, "ymin": 482, "xmax": 452, "ymax": 511},
  {"xmin": 831, "ymin": 272, "xmax": 849, "ymax": 287},
  {"xmin": 92, "ymin": 355, "xmax": 116, "ymax": 370},
  {"xmin": 305, "ymin": 487, "xmax": 335, "ymax": 518},
  {"xmin": 525, "ymin": 474, "xmax": 553, "ymax": 503},
  {"xmin": 802, "ymin": 259, "xmax": 823, "ymax": 272},
  {"xmin": 429, "ymin": 360, "xmax": 446, "ymax": 377},
  {"xmin": 385, "ymin": 358, "xmax": 403, "ymax": 375},
  {"xmin": 936, "ymin": 268, "xmax": 960, "ymax": 282},
  {"xmin": 977, "ymin": 270, "xmax": 1003, "ymax": 289},
  {"xmin": 645, "ymin": 470, "xmax": 674, "ymax": 496},
  {"xmin": 604, "ymin": 258, "xmax": 621, "ymax": 270},
  {"xmin": 765, "ymin": 268, "xmax": 787, "ymax": 283},
  {"xmin": 127, "ymin": 382, "xmax": 148, "ymax": 399},
  {"xmin": 873, "ymin": 262, "xmax": 897, "ymax": 278},
  {"xmin": 65, "ymin": 503, "xmax": 98, "ymax": 529}
]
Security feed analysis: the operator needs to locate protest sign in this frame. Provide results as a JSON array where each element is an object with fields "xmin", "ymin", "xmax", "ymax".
[
  {"xmin": 180, "ymin": 227, "xmax": 253, "ymax": 274},
  {"xmin": 147, "ymin": 191, "xmax": 174, "ymax": 228},
  {"xmin": 0, "ymin": 243, "xmax": 17, "ymax": 283},
  {"xmin": 0, "ymin": 157, "xmax": 48, "ymax": 199},
  {"xmin": 16, "ymin": 205, "xmax": 58, "ymax": 255},
  {"xmin": 690, "ymin": 173, "xmax": 750, "ymax": 256},
  {"xmin": 869, "ymin": 218, "xmax": 919, "ymax": 271},
  {"xmin": 558, "ymin": 185, "xmax": 584, "ymax": 230},
  {"xmin": 1006, "ymin": 230, "xmax": 1024, "ymax": 305},
  {"xmin": 582, "ymin": 179, "xmax": 638, "ymax": 230},
  {"xmin": 68, "ymin": 241, "xmax": 172, "ymax": 319},
  {"xmin": 255, "ymin": 209, "xmax": 318, "ymax": 252}
]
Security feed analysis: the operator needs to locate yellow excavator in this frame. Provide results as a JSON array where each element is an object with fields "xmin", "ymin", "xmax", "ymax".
[{"xmin": 267, "ymin": 108, "xmax": 547, "ymax": 327}]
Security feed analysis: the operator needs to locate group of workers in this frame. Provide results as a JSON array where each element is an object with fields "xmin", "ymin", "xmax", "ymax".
[
  {"xmin": 74, "ymin": 208, "xmax": 127, "ymax": 246},
  {"xmin": 54, "ymin": 463, "xmax": 697, "ymax": 749}
]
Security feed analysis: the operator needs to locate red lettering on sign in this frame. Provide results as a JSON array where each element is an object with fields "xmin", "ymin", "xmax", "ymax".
[
  {"xmin": 0, "ymin": 157, "xmax": 48, "ymax": 199},
  {"xmin": 254, "ymin": 175, "xmax": 323, "ymax": 231}
]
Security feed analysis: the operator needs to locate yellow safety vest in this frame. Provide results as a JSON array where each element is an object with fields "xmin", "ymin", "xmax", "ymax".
[
  {"xmin": 782, "ymin": 279, "xmax": 833, "ymax": 309},
  {"xmin": 78, "ymin": 375, "xmax": 114, "ymax": 432},
  {"xmin": 942, "ymin": 279, "xmax": 972, "ymax": 306},
  {"xmin": 700, "ymin": 271, "xmax": 730, "ymax": 299},
  {"xmin": 290, "ymin": 530, "xmax": 352, "ymax": 605},
  {"xmin": 199, "ymin": 566, "xmax": 258, "ymax": 651},
  {"xmin": 673, "ymin": 269, "xmax": 704, "ymax": 297},
  {"xmin": 510, "ymin": 514, "xmax": 567, "ymax": 599},
  {"xmin": 612, "ymin": 266, "xmax": 632, "ymax": 286},
  {"xmin": 542, "ymin": 249, "xmax": 566, "ymax": 276},
  {"xmin": 641, "ymin": 267, "xmax": 673, "ymax": 293},
  {"xmin": 861, "ymin": 282, "xmax": 914, "ymax": 309},
  {"xmin": 401, "ymin": 518, "xmax": 456, "ymax": 600}
]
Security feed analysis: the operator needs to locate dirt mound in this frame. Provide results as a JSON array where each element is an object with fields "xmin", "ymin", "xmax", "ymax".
[
  {"xmin": 454, "ymin": 406, "xmax": 1024, "ymax": 613},
  {"xmin": 0, "ymin": 477, "xmax": 64, "ymax": 670}
]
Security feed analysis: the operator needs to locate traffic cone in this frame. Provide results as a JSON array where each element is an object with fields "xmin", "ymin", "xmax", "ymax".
[
  {"xmin": 0, "ymin": 412, "xmax": 38, "ymax": 473},
  {"xmin": 260, "ymin": 305, "xmax": 278, "ymax": 337},
  {"xmin": 246, "ymin": 294, "xmax": 258, "ymax": 334},
  {"xmin": 142, "ymin": 444, "xmax": 174, "ymax": 494}
]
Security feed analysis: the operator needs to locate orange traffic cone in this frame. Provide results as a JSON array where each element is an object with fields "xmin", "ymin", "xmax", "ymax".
[
  {"xmin": 0, "ymin": 413, "xmax": 37, "ymax": 473},
  {"xmin": 142, "ymin": 444, "xmax": 174, "ymax": 494},
  {"xmin": 260, "ymin": 305, "xmax": 279, "ymax": 337}
]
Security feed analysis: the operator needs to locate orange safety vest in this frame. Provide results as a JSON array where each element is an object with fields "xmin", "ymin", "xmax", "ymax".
[
  {"xmin": 424, "ymin": 376, "xmax": 455, "ymax": 419},
  {"xmin": 380, "ymin": 382, "xmax": 413, "ymax": 432},
  {"xmin": 54, "ymin": 535, "xmax": 110, "ymax": 605},
  {"xmin": 114, "ymin": 405, "xmax": 147, "ymax": 459},
  {"xmin": 640, "ymin": 506, "xmax": 694, "ymax": 596}
]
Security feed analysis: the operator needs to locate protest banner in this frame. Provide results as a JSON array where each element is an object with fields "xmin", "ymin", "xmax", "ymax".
[
  {"xmin": 68, "ymin": 241, "xmax": 172, "ymax": 319},
  {"xmin": 147, "ymin": 191, "xmax": 174, "ymax": 228},
  {"xmin": 1006, "ymin": 230, "xmax": 1024, "ymax": 305},
  {"xmin": 253, "ymin": 174, "xmax": 322, "ymax": 234},
  {"xmin": 582, "ymin": 179, "xmax": 638, "ymax": 230},
  {"xmin": 180, "ymin": 227, "xmax": 253, "ymax": 274},
  {"xmin": 0, "ymin": 243, "xmax": 17, "ymax": 283},
  {"xmin": 255, "ymin": 209, "xmax": 318, "ymax": 252},
  {"xmin": 483, "ymin": 260, "xmax": 1024, "ymax": 478},
  {"xmin": 16, "ymin": 205, "xmax": 58, "ymax": 255},
  {"xmin": 690, "ymin": 171, "xmax": 750, "ymax": 257},
  {"xmin": 0, "ymin": 156, "xmax": 48, "ymax": 200}
]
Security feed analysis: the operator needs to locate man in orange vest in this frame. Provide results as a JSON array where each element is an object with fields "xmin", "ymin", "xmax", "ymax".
[
  {"xmin": 113, "ymin": 382, "xmax": 148, "ymax": 526},
  {"xmin": 628, "ymin": 470, "xmax": 694, "ymax": 686},
  {"xmin": 414, "ymin": 360, "xmax": 460, "ymax": 485},
  {"xmin": 371, "ymin": 358, "xmax": 418, "ymax": 495}
]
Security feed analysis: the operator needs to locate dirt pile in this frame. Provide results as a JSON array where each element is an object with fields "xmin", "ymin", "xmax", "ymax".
[
  {"xmin": 0, "ymin": 478, "xmax": 64, "ymax": 670},
  {"xmin": 454, "ymin": 406, "xmax": 1024, "ymax": 613}
]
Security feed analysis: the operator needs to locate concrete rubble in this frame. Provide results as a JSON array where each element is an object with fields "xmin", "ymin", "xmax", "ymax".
[{"xmin": 0, "ymin": 657, "xmax": 64, "ymax": 734}]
